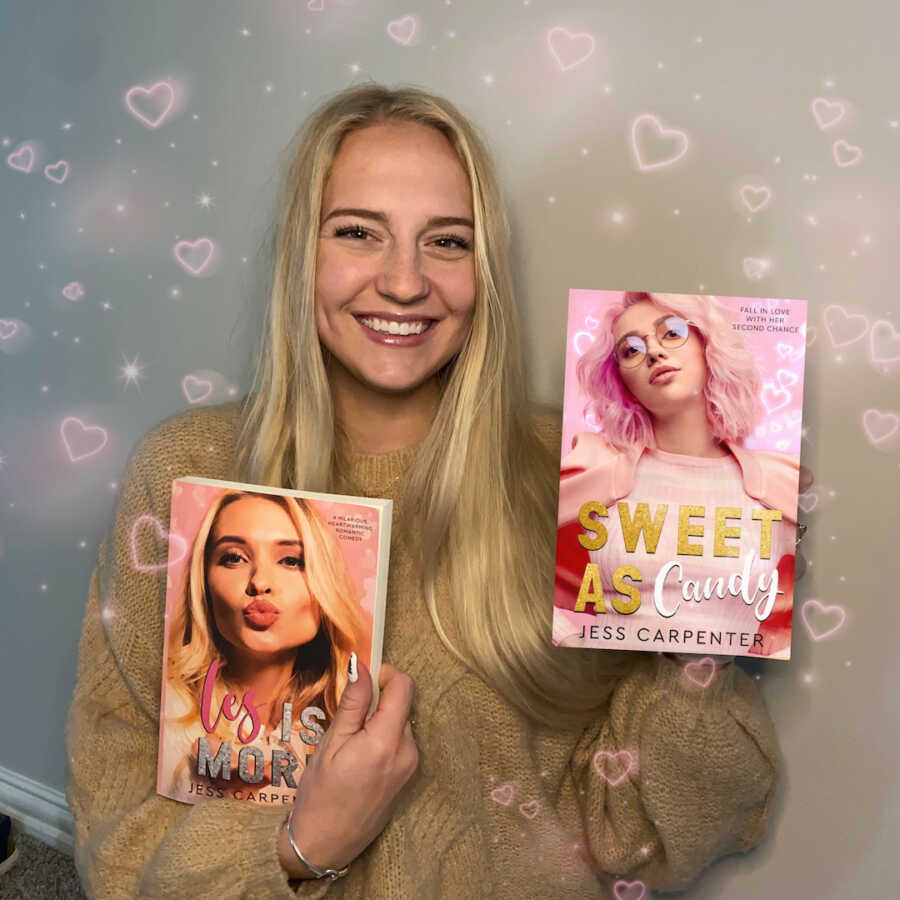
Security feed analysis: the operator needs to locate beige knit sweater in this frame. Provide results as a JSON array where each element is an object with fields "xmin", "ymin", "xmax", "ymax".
[{"xmin": 66, "ymin": 401, "xmax": 781, "ymax": 899}]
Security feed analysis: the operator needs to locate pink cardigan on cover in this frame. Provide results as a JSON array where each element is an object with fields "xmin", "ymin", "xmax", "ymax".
[{"xmin": 558, "ymin": 432, "xmax": 800, "ymax": 527}]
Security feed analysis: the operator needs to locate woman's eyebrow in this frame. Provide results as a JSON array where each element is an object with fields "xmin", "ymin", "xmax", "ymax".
[
  {"xmin": 617, "ymin": 315, "xmax": 674, "ymax": 341},
  {"xmin": 211, "ymin": 535, "xmax": 303, "ymax": 548},
  {"xmin": 321, "ymin": 208, "xmax": 474, "ymax": 229}
]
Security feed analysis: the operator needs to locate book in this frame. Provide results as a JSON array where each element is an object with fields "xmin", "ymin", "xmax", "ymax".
[
  {"xmin": 554, "ymin": 290, "xmax": 807, "ymax": 661},
  {"xmin": 156, "ymin": 476, "xmax": 392, "ymax": 805}
]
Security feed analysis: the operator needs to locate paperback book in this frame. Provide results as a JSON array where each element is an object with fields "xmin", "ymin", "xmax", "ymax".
[
  {"xmin": 156, "ymin": 476, "xmax": 392, "ymax": 805},
  {"xmin": 554, "ymin": 290, "xmax": 807, "ymax": 660}
]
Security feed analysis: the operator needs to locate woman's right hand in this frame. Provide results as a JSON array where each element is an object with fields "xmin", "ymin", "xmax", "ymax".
[{"xmin": 278, "ymin": 657, "xmax": 419, "ymax": 879}]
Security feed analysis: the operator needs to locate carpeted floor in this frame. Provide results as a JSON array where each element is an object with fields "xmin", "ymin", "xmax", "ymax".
[{"xmin": 0, "ymin": 832, "xmax": 86, "ymax": 899}]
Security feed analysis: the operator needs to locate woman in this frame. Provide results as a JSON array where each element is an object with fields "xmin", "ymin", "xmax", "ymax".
[
  {"xmin": 67, "ymin": 86, "xmax": 786, "ymax": 898},
  {"xmin": 160, "ymin": 490, "xmax": 367, "ymax": 803},
  {"xmin": 556, "ymin": 292, "xmax": 801, "ymax": 658}
]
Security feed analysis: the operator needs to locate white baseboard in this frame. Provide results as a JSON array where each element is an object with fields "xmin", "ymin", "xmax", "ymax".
[{"xmin": 0, "ymin": 764, "xmax": 73, "ymax": 855}]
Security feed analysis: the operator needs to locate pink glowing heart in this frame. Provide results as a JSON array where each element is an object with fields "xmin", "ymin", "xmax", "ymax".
[
  {"xmin": 776, "ymin": 368, "xmax": 799, "ymax": 389},
  {"xmin": 182, "ymin": 374, "xmax": 213, "ymax": 404},
  {"xmin": 684, "ymin": 656, "xmax": 717, "ymax": 688},
  {"xmin": 591, "ymin": 749, "xmax": 637, "ymax": 786},
  {"xmin": 60, "ymin": 416, "xmax": 108, "ymax": 462},
  {"xmin": 0, "ymin": 320, "xmax": 18, "ymax": 340},
  {"xmin": 490, "ymin": 782, "xmax": 515, "ymax": 806},
  {"xmin": 743, "ymin": 257, "xmax": 769, "ymax": 280},
  {"xmin": 613, "ymin": 880, "xmax": 647, "ymax": 900},
  {"xmin": 130, "ymin": 514, "xmax": 188, "ymax": 573},
  {"xmin": 833, "ymin": 139, "xmax": 862, "ymax": 168},
  {"xmin": 797, "ymin": 491, "xmax": 818, "ymax": 513},
  {"xmin": 776, "ymin": 343, "xmax": 795, "ymax": 360},
  {"xmin": 386, "ymin": 15, "xmax": 416, "ymax": 45},
  {"xmin": 630, "ymin": 114, "xmax": 689, "ymax": 171},
  {"xmin": 173, "ymin": 237, "xmax": 215, "ymax": 275},
  {"xmin": 584, "ymin": 315, "xmax": 599, "ymax": 329},
  {"xmin": 739, "ymin": 185, "xmax": 772, "ymax": 213},
  {"xmin": 810, "ymin": 97, "xmax": 846, "ymax": 130},
  {"xmin": 547, "ymin": 26, "xmax": 596, "ymax": 72},
  {"xmin": 801, "ymin": 599, "xmax": 846, "ymax": 642},
  {"xmin": 761, "ymin": 382, "xmax": 790, "ymax": 414},
  {"xmin": 43, "ymin": 160, "xmax": 70, "ymax": 184},
  {"xmin": 862, "ymin": 408, "xmax": 899, "ymax": 445},
  {"xmin": 870, "ymin": 320, "xmax": 900, "ymax": 364},
  {"xmin": 125, "ymin": 81, "xmax": 176, "ymax": 129},
  {"xmin": 518, "ymin": 800, "xmax": 540, "ymax": 819},
  {"xmin": 824, "ymin": 304, "xmax": 868, "ymax": 348},
  {"xmin": 573, "ymin": 330, "xmax": 595, "ymax": 356},
  {"xmin": 62, "ymin": 282, "xmax": 85, "ymax": 302},
  {"xmin": 307, "ymin": 0, "xmax": 324, "ymax": 9},
  {"xmin": 6, "ymin": 143, "xmax": 35, "ymax": 173}
]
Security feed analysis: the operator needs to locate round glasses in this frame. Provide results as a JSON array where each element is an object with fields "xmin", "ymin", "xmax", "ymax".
[{"xmin": 614, "ymin": 315, "xmax": 694, "ymax": 368}]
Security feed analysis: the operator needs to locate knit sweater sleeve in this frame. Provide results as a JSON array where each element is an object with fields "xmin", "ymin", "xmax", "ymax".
[
  {"xmin": 64, "ymin": 423, "xmax": 332, "ymax": 899},
  {"xmin": 569, "ymin": 653, "xmax": 780, "ymax": 892}
]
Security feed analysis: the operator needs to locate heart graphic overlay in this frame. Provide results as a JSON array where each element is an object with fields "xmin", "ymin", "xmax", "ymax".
[
  {"xmin": 386, "ymin": 16, "xmax": 416, "ymax": 45},
  {"xmin": 630, "ymin": 114, "xmax": 689, "ymax": 171},
  {"xmin": 824, "ymin": 305, "xmax": 868, "ymax": 348},
  {"xmin": 684, "ymin": 656, "xmax": 718, "ymax": 688},
  {"xmin": 43, "ymin": 160, "xmax": 70, "ymax": 184},
  {"xmin": 547, "ymin": 26, "xmax": 596, "ymax": 71},
  {"xmin": 613, "ymin": 880, "xmax": 647, "ymax": 900},
  {"xmin": 130, "ymin": 514, "xmax": 188, "ymax": 573},
  {"xmin": 800, "ymin": 599, "xmax": 846, "ymax": 642},
  {"xmin": 739, "ymin": 185, "xmax": 772, "ymax": 213},
  {"xmin": 173, "ymin": 237, "xmax": 215, "ymax": 275},
  {"xmin": 862, "ymin": 408, "xmax": 899, "ymax": 445},
  {"xmin": 490, "ymin": 782, "xmax": 515, "ymax": 806},
  {"xmin": 811, "ymin": 97, "xmax": 846, "ymax": 130},
  {"xmin": 182, "ymin": 374, "xmax": 214, "ymax": 404},
  {"xmin": 60, "ymin": 416, "xmax": 108, "ymax": 462},
  {"xmin": 6, "ymin": 143, "xmax": 35, "ymax": 173},
  {"xmin": 125, "ymin": 81, "xmax": 176, "ymax": 129},
  {"xmin": 62, "ymin": 282, "xmax": 85, "ymax": 302},
  {"xmin": 591, "ymin": 749, "xmax": 638, "ymax": 786}
]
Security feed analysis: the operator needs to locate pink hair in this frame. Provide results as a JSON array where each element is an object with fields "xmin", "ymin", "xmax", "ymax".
[{"xmin": 576, "ymin": 292, "xmax": 762, "ymax": 451}]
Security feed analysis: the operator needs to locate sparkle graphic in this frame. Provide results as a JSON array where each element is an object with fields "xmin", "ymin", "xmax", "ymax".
[
  {"xmin": 117, "ymin": 354, "xmax": 146, "ymax": 390},
  {"xmin": 195, "ymin": 192, "xmax": 215, "ymax": 209}
]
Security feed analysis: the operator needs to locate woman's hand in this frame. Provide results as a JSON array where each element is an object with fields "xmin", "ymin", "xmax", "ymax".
[{"xmin": 278, "ymin": 658, "xmax": 419, "ymax": 879}]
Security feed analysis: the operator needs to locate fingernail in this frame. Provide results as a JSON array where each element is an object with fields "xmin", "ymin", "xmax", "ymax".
[{"xmin": 348, "ymin": 651, "xmax": 358, "ymax": 683}]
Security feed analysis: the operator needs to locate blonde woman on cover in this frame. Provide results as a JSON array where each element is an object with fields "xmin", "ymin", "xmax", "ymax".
[
  {"xmin": 160, "ymin": 490, "xmax": 367, "ymax": 801},
  {"xmin": 67, "ymin": 85, "xmax": 797, "ymax": 899}
]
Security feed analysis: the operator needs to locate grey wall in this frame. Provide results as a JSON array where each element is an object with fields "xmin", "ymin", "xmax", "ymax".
[{"xmin": 1, "ymin": 0, "xmax": 898, "ymax": 895}]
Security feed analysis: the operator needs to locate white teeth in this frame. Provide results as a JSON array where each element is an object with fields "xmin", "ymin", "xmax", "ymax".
[{"xmin": 359, "ymin": 317, "xmax": 430, "ymax": 336}]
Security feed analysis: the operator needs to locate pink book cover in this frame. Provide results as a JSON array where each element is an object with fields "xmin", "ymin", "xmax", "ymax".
[
  {"xmin": 156, "ymin": 476, "xmax": 392, "ymax": 805},
  {"xmin": 554, "ymin": 290, "xmax": 807, "ymax": 661}
]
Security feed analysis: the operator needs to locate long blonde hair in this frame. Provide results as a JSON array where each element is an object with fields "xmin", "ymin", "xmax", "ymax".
[
  {"xmin": 167, "ymin": 490, "xmax": 366, "ymax": 739},
  {"xmin": 234, "ymin": 84, "xmax": 640, "ymax": 730}
]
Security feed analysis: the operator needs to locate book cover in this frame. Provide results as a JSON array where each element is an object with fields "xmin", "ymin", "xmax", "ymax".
[
  {"xmin": 156, "ymin": 476, "xmax": 392, "ymax": 805},
  {"xmin": 554, "ymin": 290, "xmax": 807, "ymax": 660}
]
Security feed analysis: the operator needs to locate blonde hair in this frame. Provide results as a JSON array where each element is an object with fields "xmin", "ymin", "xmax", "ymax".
[
  {"xmin": 166, "ymin": 490, "xmax": 366, "ymax": 741},
  {"xmin": 235, "ymin": 84, "xmax": 640, "ymax": 729}
]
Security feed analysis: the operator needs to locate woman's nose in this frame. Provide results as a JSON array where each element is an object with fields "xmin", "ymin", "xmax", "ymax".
[
  {"xmin": 246, "ymin": 570, "xmax": 272, "ymax": 595},
  {"xmin": 375, "ymin": 243, "xmax": 429, "ymax": 303},
  {"xmin": 645, "ymin": 334, "xmax": 667, "ymax": 361}
]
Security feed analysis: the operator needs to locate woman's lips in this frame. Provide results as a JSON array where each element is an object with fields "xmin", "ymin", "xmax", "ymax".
[
  {"xmin": 650, "ymin": 367, "xmax": 679, "ymax": 385},
  {"xmin": 354, "ymin": 314, "xmax": 436, "ymax": 347},
  {"xmin": 244, "ymin": 599, "xmax": 279, "ymax": 629}
]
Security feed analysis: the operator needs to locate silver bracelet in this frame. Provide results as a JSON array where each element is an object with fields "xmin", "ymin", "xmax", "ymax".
[{"xmin": 284, "ymin": 808, "xmax": 350, "ymax": 883}]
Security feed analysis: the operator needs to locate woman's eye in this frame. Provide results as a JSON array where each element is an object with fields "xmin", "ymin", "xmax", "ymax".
[
  {"xmin": 282, "ymin": 556, "xmax": 305, "ymax": 570},
  {"xmin": 622, "ymin": 346, "xmax": 638, "ymax": 357},
  {"xmin": 431, "ymin": 235, "xmax": 470, "ymax": 250},
  {"xmin": 334, "ymin": 225, "xmax": 371, "ymax": 240},
  {"xmin": 220, "ymin": 551, "xmax": 244, "ymax": 565}
]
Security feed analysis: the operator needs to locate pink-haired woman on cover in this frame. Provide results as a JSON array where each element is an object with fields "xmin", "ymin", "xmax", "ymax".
[{"xmin": 556, "ymin": 291, "xmax": 806, "ymax": 658}]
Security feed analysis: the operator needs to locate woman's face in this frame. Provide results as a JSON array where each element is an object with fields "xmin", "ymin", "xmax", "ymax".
[
  {"xmin": 612, "ymin": 301, "xmax": 708, "ymax": 418},
  {"xmin": 315, "ymin": 120, "xmax": 476, "ymax": 396},
  {"xmin": 205, "ymin": 496, "xmax": 321, "ymax": 661}
]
